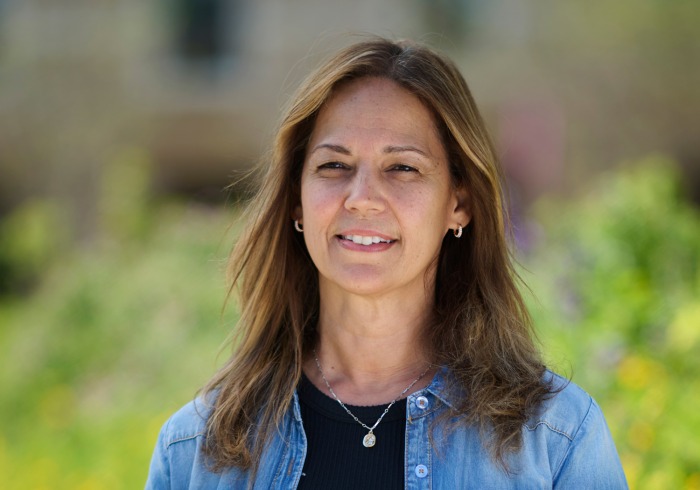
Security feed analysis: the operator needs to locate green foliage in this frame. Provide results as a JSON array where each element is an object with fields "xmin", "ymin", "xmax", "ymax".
[
  {"xmin": 0, "ymin": 199, "xmax": 69, "ymax": 295},
  {"xmin": 523, "ymin": 155, "xmax": 700, "ymax": 488},
  {"xmin": 99, "ymin": 147, "xmax": 155, "ymax": 243},
  {"xmin": 0, "ymin": 200, "xmax": 238, "ymax": 489}
]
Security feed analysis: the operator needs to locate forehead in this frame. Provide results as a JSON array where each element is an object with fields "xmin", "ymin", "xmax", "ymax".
[{"xmin": 308, "ymin": 77, "xmax": 444, "ymax": 154}]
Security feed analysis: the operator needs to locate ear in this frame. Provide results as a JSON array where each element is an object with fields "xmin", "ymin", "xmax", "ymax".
[
  {"xmin": 292, "ymin": 204, "xmax": 303, "ymax": 222},
  {"xmin": 449, "ymin": 184, "xmax": 471, "ymax": 230}
]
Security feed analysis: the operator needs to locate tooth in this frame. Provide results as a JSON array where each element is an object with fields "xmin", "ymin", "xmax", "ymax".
[
  {"xmin": 352, "ymin": 236, "xmax": 363, "ymax": 244},
  {"xmin": 372, "ymin": 237, "xmax": 381, "ymax": 243},
  {"xmin": 361, "ymin": 236, "xmax": 373, "ymax": 245}
]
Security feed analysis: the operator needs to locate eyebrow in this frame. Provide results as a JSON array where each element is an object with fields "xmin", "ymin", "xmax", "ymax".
[
  {"xmin": 309, "ymin": 143, "xmax": 429, "ymax": 157},
  {"xmin": 383, "ymin": 145, "xmax": 428, "ymax": 157},
  {"xmin": 309, "ymin": 143, "xmax": 351, "ymax": 155}
]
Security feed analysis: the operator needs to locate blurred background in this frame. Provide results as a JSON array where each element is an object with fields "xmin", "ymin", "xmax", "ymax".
[{"xmin": 0, "ymin": 0, "xmax": 698, "ymax": 488}]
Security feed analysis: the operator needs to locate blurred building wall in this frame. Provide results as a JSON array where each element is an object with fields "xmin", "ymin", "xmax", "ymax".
[
  {"xmin": 0, "ymin": 0, "xmax": 430, "ymax": 235},
  {"xmin": 1, "ymin": 0, "xmax": 698, "ymax": 239}
]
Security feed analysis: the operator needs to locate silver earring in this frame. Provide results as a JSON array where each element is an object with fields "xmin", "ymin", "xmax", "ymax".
[
  {"xmin": 294, "ymin": 219, "xmax": 303, "ymax": 232},
  {"xmin": 453, "ymin": 225, "xmax": 463, "ymax": 238}
]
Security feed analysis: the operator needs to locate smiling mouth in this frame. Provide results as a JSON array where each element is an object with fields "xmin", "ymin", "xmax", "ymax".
[{"xmin": 339, "ymin": 234, "xmax": 395, "ymax": 246}]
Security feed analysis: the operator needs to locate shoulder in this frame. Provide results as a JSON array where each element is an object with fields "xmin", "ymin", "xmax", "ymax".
[
  {"xmin": 525, "ymin": 371, "xmax": 598, "ymax": 441},
  {"xmin": 523, "ymin": 371, "xmax": 628, "ymax": 487},
  {"xmin": 145, "ymin": 394, "xmax": 220, "ymax": 489},
  {"xmin": 160, "ymin": 395, "xmax": 214, "ymax": 448}
]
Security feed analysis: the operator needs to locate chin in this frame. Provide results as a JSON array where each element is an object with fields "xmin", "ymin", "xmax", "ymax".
[
  {"xmin": 337, "ymin": 278, "xmax": 393, "ymax": 296},
  {"xmin": 320, "ymin": 269, "xmax": 394, "ymax": 295}
]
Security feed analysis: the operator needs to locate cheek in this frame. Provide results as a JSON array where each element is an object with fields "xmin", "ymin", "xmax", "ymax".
[
  {"xmin": 300, "ymin": 184, "xmax": 341, "ymax": 245},
  {"xmin": 302, "ymin": 186, "xmax": 334, "ymax": 223},
  {"xmin": 399, "ymin": 191, "xmax": 451, "ymax": 228}
]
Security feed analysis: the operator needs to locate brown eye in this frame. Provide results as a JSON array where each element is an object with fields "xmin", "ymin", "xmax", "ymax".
[
  {"xmin": 318, "ymin": 161, "xmax": 348, "ymax": 170},
  {"xmin": 390, "ymin": 164, "xmax": 418, "ymax": 173}
]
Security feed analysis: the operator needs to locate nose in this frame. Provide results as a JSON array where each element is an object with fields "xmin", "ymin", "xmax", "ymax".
[{"xmin": 344, "ymin": 166, "xmax": 386, "ymax": 215}]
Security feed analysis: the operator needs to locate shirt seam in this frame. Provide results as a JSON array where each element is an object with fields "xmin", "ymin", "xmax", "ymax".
[
  {"xmin": 551, "ymin": 395, "xmax": 595, "ymax": 480},
  {"xmin": 523, "ymin": 421, "xmax": 574, "ymax": 441},
  {"xmin": 166, "ymin": 432, "xmax": 204, "ymax": 448}
]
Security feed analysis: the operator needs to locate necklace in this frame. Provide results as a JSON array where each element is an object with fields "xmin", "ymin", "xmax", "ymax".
[{"xmin": 312, "ymin": 349, "xmax": 430, "ymax": 448}]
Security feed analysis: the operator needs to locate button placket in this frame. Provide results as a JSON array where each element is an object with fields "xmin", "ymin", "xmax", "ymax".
[{"xmin": 405, "ymin": 394, "xmax": 432, "ymax": 489}]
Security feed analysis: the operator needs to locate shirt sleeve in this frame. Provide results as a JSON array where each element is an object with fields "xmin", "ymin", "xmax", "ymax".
[
  {"xmin": 553, "ymin": 398, "xmax": 629, "ymax": 489},
  {"xmin": 145, "ymin": 417, "xmax": 172, "ymax": 489}
]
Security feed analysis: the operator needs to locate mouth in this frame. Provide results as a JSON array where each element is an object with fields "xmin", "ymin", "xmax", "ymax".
[{"xmin": 338, "ymin": 234, "xmax": 395, "ymax": 246}]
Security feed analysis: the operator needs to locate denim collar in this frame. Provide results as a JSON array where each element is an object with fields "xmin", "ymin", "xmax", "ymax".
[{"xmin": 292, "ymin": 365, "xmax": 462, "ymax": 421}]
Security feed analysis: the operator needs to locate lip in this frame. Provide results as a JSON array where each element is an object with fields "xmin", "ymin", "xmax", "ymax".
[
  {"xmin": 335, "ymin": 229, "xmax": 397, "ymax": 252},
  {"xmin": 337, "ymin": 229, "xmax": 396, "ymax": 242}
]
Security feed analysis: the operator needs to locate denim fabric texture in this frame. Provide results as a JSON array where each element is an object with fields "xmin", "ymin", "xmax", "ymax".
[{"xmin": 146, "ymin": 369, "xmax": 628, "ymax": 489}]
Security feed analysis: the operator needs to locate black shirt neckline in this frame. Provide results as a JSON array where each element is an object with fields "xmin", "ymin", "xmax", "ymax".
[{"xmin": 298, "ymin": 373, "xmax": 408, "ymax": 424}]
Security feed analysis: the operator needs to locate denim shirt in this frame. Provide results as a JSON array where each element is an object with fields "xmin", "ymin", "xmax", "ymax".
[{"xmin": 146, "ymin": 369, "xmax": 628, "ymax": 489}]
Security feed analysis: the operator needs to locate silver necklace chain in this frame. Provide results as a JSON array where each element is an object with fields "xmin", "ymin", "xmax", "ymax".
[{"xmin": 312, "ymin": 349, "xmax": 430, "ymax": 448}]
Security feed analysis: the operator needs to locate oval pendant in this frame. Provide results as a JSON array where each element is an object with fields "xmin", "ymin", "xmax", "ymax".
[{"xmin": 363, "ymin": 432, "xmax": 376, "ymax": 448}]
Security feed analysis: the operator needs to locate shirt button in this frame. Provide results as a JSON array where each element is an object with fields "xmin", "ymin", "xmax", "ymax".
[
  {"xmin": 415, "ymin": 396, "xmax": 429, "ymax": 409},
  {"xmin": 415, "ymin": 464, "xmax": 429, "ymax": 478}
]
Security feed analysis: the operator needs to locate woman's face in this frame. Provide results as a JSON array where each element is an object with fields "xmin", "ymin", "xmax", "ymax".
[{"xmin": 297, "ymin": 77, "xmax": 469, "ymax": 299}]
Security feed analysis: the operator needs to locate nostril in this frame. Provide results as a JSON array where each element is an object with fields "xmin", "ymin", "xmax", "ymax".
[{"xmin": 344, "ymin": 186, "xmax": 385, "ymax": 213}]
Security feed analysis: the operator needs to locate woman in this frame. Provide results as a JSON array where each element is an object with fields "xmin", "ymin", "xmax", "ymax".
[{"xmin": 147, "ymin": 38, "xmax": 627, "ymax": 489}]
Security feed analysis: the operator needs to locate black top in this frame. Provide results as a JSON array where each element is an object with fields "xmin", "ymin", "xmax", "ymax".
[{"xmin": 297, "ymin": 374, "xmax": 407, "ymax": 490}]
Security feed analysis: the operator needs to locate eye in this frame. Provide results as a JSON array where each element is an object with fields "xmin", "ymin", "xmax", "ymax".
[
  {"xmin": 317, "ymin": 161, "xmax": 349, "ymax": 170},
  {"xmin": 389, "ymin": 163, "xmax": 418, "ymax": 173}
]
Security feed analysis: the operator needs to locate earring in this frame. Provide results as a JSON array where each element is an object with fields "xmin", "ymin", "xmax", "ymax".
[
  {"xmin": 294, "ymin": 219, "xmax": 303, "ymax": 232},
  {"xmin": 453, "ymin": 225, "xmax": 463, "ymax": 238}
]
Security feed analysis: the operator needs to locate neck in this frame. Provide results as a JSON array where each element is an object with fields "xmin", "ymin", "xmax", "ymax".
[{"xmin": 303, "ymin": 285, "xmax": 435, "ymax": 406}]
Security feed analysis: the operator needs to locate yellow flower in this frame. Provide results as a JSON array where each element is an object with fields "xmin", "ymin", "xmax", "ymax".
[
  {"xmin": 667, "ymin": 302, "xmax": 700, "ymax": 353},
  {"xmin": 617, "ymin": 355, "xmax": 661, "ymax": 390},
  {"xmin": 685, "ymin": 473, "xmax": 700, "ymax": 490}
]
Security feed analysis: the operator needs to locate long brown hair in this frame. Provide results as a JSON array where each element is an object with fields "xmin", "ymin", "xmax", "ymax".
[{"xmin": 203, "ymin": 37, "xmax": 554, "ymax": 473}]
